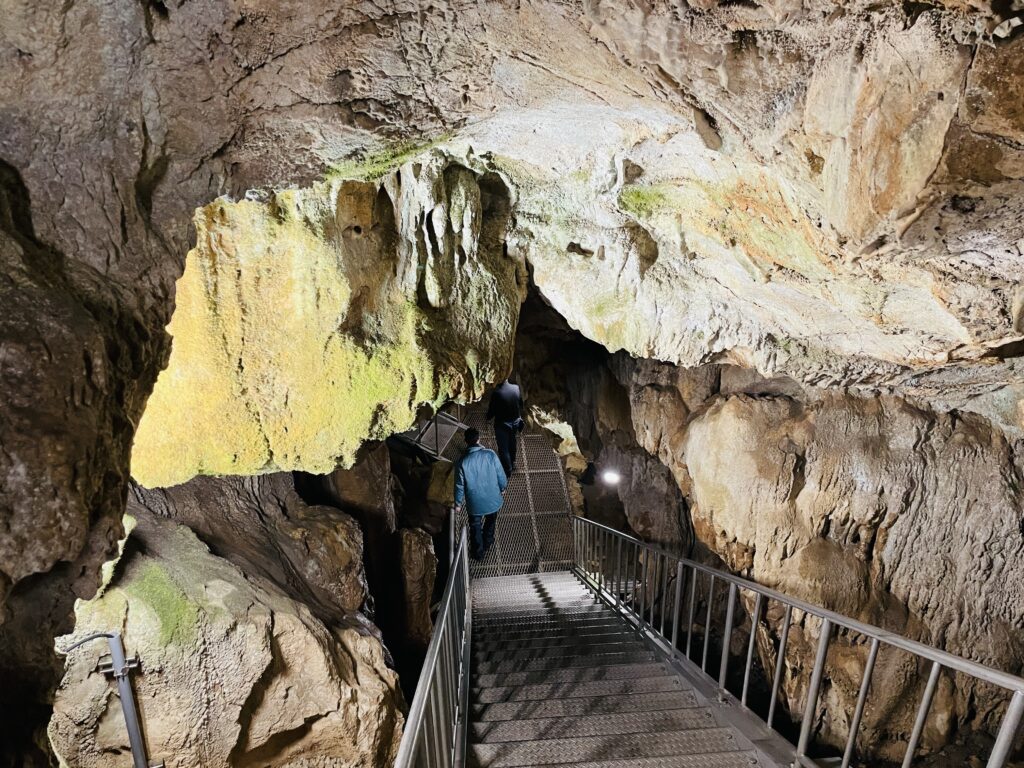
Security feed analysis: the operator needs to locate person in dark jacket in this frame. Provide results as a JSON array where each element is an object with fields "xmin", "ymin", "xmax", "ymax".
[
  {"xmin": 486, "ymin": 377, "xmax": 524, "ymax": 476},
  {"xmin": 454, "ymin": 428, "xmax": 508, "ymax": 560}
]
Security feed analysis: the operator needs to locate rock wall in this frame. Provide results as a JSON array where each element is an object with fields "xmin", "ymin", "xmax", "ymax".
[
  {"xmin": 127, "ymin": 475, "xmax": 368, "ymax": 624},
  {"xmin": 49, "ymin": 513, "xmax": 403, "ymax": 768},
  {"xmin": 613, "ymin": 355, "xmax": 1024, "ymax": 757}
]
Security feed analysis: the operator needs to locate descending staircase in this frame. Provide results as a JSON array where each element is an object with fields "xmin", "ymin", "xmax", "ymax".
[
  {"xmin": 468, "ymin": 573, "xmax": 766, "ymax": 768},
  {"xmin": 394, "ymin": 401, "xmax": 1024, "ymax": 768}
]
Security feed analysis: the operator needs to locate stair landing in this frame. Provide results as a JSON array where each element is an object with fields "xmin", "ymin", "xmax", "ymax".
[{"xmin": 468, "ymin": 572, "xmax": 787, "ymax": 768}]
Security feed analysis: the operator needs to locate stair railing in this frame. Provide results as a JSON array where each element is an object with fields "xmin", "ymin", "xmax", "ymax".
[
  {"xmin": 395, "ymin": 526, "xmax": 472, "ymax": 768},
  {"xmin": 571, "ymin": 516, "xmax": 1024, "ymax": 768}
]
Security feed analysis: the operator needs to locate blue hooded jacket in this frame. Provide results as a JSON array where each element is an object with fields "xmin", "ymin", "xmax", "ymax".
[{"xmin": 454, "ymin": 445, "xmax": 508, "ymax": 517}]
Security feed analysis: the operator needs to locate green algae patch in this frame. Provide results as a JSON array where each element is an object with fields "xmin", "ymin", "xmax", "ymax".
[
  {"xmin": 122, "ymin": 562, "xmax": 200, "ymax": 646},
  {"xmin": 132, "ymin": 156, "xmax": 520, "ymax": 487},
  {"xmin": 617, "ymin": 185, "xmax": 676, "ymax": 219},
  {"xmin": 328, "ymin": 136, "xmax": 451, "ymax": 181},
  {"xmin": 618, "ymin": 175, "xmax": 833, "ymax": 282}
]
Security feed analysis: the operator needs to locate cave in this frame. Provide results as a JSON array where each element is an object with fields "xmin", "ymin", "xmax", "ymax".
[{"xmin": 2, "ymin": 2, "xmax": 1024, "ymax": 767}]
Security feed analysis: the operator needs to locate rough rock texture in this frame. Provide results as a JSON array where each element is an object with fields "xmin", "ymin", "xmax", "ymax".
[
  {"xmin": 127, "ymin": 475, "xmax": 367, "ymax": 623},
  {"xmin": 608, "ymin": 355, "xmax": 1024, "ymax": 757},
  {"xmin": 132, "ymin": 156, "xmax": 521, "ymax": 487},
  {"xmin": 49, "ymin": 513, "xmax": 403, "ymax": 768},
  {"xmin": 398, "ymin": 528, "xmax": 437, "ymax": 654},
  {"xmin": 2, "ymin": 0, "xmax": 1024, "ymax": 762}
]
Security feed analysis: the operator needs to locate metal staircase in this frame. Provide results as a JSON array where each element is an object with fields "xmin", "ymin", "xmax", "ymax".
[
  {"xmin": 393, "ymin": 408, "xmax": 1024, "ymax": 768},
  {"xmin": 468, "ymin": 572, "xmax": 765, "ymax": 768}
]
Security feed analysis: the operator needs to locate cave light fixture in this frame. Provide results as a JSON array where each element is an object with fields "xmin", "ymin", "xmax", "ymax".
[{"xmin": 601, "ymin": 469, "xmax": 622, "ymax": 485}]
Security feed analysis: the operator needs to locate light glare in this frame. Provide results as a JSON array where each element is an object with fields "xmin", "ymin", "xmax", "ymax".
[{"xmin": 601, "ymin": 470, "xmax": 621, "ymax": 485}]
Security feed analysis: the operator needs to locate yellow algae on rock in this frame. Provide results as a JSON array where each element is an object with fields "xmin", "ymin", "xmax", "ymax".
[{"xmin": 132, "ymin": 155, "xmax": 521, "ymax": 488}]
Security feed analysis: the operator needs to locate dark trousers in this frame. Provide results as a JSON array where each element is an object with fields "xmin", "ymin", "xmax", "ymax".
[
  {"xmin": 470, "ymin": 513, "xmax": 497, "ymax": 559},
  {"xmin": 494, "ymin": 423, "xmax": 518, "ymax": 476}
]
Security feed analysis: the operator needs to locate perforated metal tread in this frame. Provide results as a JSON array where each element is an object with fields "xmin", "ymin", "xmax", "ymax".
[
  {"xmin": 468, "ymin": 729, "xmax": 747, "ymax": 767},
  {"xmin": 476, "ymin": 650, "xmax": 656, "ymax": 674},
  {"xmin": 472, "ymin": 676, "xmax": 687, "ymax": 704},
  {"xmin": 472, "ymin": 708, "xmax": 717, "ymax": 742},
  {"xmin": 474, "ymin": 627, "xmax": 630, "ymax": 649},
  {"xmin": 535, "ymin": 753, "xmax": 762, "ymax": 768},
  {"xmin": 473, "ymin": 640, "xmax": 646, "ymax": 663},
  {"xmin": 474, "ymin": 661, "xmax": 673, "ymax": 689},
  {"xmin": 474, "ymin": 636, "xmax": 646, "ymax": 656},
  {"xmin": 473, "ymin": 690, "xmax": 700, "ymax": 721}
]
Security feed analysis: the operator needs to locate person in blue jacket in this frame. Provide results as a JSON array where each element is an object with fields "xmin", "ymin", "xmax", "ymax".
[{"xmin": 454, "ymin": 427, "xmax": 508, "ymax": 560}]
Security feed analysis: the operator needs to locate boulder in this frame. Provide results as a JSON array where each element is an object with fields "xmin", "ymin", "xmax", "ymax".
[{"xmin": 49, "ymin": 513, "xmax": 403, "ymax": 768}]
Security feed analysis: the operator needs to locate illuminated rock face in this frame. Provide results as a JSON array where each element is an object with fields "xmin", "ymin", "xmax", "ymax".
[
  {"xmin": 132, "ymin": 157, "xmax": 521, "ymax": 487},
  {"xmin": 49, "ymin": 513, "xmax": 403, "ymax": 768}
]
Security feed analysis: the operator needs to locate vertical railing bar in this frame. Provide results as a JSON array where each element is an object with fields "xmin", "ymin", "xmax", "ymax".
[
  {"xmin": 719, "ymin": 582, "xmax": 738, "ymax": 694},
  {"xmin": 702, "ymin": 575, "xmax": 716, "ymax": 672},
  {"xmin": 671, "ymin": 560, "xmax": 684, "ymax": 649},
  {"xmin": 987, "ymin": 690, "xmax": 1024, "ymax": 768},
  {"xmin": 841, "ymin": 637, "xmax": 880, "ymax": 768},
  {"xmin": 614, "ymin": 535, "xmax": 623, "ymax": 609},
  {"xmin": 648, "ymin": 552, "xmax": 657, "ymax": 629},
  {"xmin": 640, "ymin": 549, "xmax": 649, "ymax": 633},
  {"xmin": 796, "ymin": 617, "xmax": 833, "ymax": 759},
  {"xmin": 660, "ymin": 552, "xmax": 670, "ymax": 636},
  {"xmin": 742, "ymin": 594, "xmax": 764, "ymax": 708},
  {"xmin": 901, "ymin": 661, "xmax": 942, "ymax": 768},
  {"xmin": 428, "ymin": 684, "xmax": 442, "ymax": 768},
  {"xmin": 768, "ymin": 604, "xmax": 793, "ymax": 730},
  {"xmin": 437, "ymin": 621, "xmax": 452, "ymax": 761},
  {"xmin": 686, "ymin": 566, "xmax": 698, "ymax": 658}
]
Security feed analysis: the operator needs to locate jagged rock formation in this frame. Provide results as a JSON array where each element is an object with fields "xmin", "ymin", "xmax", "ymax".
[
  {"xmin": 132, "ymin": 156, "xmax": 521, "ymax": 487},
  {"xmin": 127, "ymin": 475, "xmax": 368, "ymax": 623},
  {"xmin": 49, "ymin": 512, "xmax": 403, "ymax": 768}
]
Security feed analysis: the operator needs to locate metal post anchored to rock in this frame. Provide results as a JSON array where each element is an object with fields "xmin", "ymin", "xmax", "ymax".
[{"xmin": 59, "ymin": 632, "xmax": 164, "ymax": 768}]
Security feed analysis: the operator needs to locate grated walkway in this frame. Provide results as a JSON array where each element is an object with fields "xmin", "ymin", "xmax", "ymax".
[
  {"xmin": 468, "ymin": 572, "xmax": 779, "ymax": 768},
  {"xmin": 453, "ymin": 403, "xmax": 574, "ymax": 578}
]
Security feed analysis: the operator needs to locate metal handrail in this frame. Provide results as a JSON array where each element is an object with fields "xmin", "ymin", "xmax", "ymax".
[
  {"xmin": 571, "ymin": 516, "xmax": 1024, "ymax": 768},
  {"xmin": 394, "ymin": 527, "xmax": 472, "ymax": 768}
]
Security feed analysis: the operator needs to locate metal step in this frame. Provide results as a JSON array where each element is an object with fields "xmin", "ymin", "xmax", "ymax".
[
  {"xmin": 474, "ymin": 626, "xmax": 631, "ymax": 650},
  {"xmin": 474, "ymin": 661, "xmax": 672, "ymax": 689},
  {"xmin": 475, "ymin": 650, "xmax": 655, "ymax": 674},
  {"xmin": 473, "ymin": 675, "xmax": 687, "ymax": 704},
  {"xmin": 521, "ymin": 753, "xmax": 762, "ymax": 768},
  {"xmin": 474, "ymin": 605, "xmax": 612, "ymax": 623},
  {"xmin": 473, "ymin": 690, "xmax": 703, "ymax": 722},
  {"xmin": 474, "ymin": 613, "xmax": 620, "ymax": 632},
  {"xmin": 473, "ymin": 639, "xmax": 645, "ymax": 663},
  {"xmin": 468, "ymin": 729, "xmax": 748, "ymax": 767},
  {"xmin": 474, "ymin": 621, "xmax": 629, "ymax": 643},
  {"xmin": 472, "ymin": 708, "xmax": 718, "ymax": 744}
]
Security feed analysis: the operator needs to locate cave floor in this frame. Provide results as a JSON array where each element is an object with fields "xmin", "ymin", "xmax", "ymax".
[{"xmin": 467, "ymin": 571, "xmax": 793, "ymax": 768}]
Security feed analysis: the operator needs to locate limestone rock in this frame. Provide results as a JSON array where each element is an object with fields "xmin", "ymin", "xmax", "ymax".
[
  {"xmin": 126, "ymin": 475, "xmax": 367, "ymax": 623},
  {"xmin": 49, "ymin": 513, "xmax": 403, "ymax": 768},
  {"xmin": 398, "ymin": 529, "xmax": 437, "ymax": 654},
  {"xmin": 132, "ymin": 156, "xmax": 521, "ymax": 488}
]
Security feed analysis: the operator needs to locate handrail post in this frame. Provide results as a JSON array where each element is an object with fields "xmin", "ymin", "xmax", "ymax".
[
  {"xmin": 702, "ymin": 575, "xmax": 716, "ymax": 672},
  {"xmin": 671, "ymin": 560, "xmax": 684, "ymax": 649},
  {"xmin": 768, "ymin": 604, "xmax": 793, "ymax": 729},
  {"xmin": 795, "ymin": 617, "xmax": 833, "ymax": 763},
  {"xmin": 614, "ymin": 536, "xmax": 623, "ymax": 609},
  {"xmin": 719, "ymin": 582, "xmax": 738, "ymax": 697},
  {"xmin": 841, "ymin": 637, "xmax": 880, "ymax": 768},
  {"xmin": 901, "ymin": 661, "xmax": 942, "ymax": 768},
  {"xmin": 987, "ymin": 690, "xmax": 1024, "ymax": 768},
  {"xmin": 742, "ymin": 594, "xmax": 763, "ymax": 708}
]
